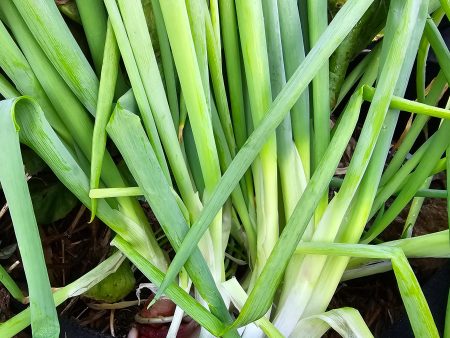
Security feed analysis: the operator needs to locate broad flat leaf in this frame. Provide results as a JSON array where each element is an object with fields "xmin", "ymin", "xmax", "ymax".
[
  {"xmin": 21, "ymin": 147, "xmax": 47, "ymax": 176},
  {"xmin": 29, "ymin": 177, "xmax": 77, "ymax": 224}
]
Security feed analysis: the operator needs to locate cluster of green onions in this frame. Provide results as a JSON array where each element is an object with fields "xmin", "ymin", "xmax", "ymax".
[{"xmin": 0, "ymin": 0, "xmax": 450, "ymax": 337}]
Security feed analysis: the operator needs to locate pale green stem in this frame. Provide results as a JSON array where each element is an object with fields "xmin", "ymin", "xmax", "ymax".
[
  {"xmin": 205, "ymin": 12, "xmax": 236, "ymax": 155},
  {"xmin": 0, "ymin": 98, "xmax": 58, "ymax": 338},
  {"xmin": 402, "ymin": 176, "xmax": 433, "ymax": 238},
  {"xmin": 160, "ymin": 0, "xmax": 224, "ymax": 281},
  {"xmin": 105, "ymin": 0, "xmax": 171, "ymax": 183},
  {"xmin": 75, "ymin": 0, "xmax": 107, "ymax": 75},
  {"xmin": 90, "ymin": 20, "xmax": 119, "ymax": 219},
  {"xmin": 278, "ymin": 0, "xmax": 311, "ymax": 178},
  {"xmin": 262, "ymin": 0, "xmax": 307, "ymax": 223},
  {"xmin": 209, "ymin": 0, "xmax": 221, "ymax": 55},
  {"xmin": 236, "ymin": 0, "xmax": 278, "ymax": 284},
  {"xmin": 186, "ymin": 0, "xmax": 210, "ymax": 112},
  {"xmin": 0, "ymin": 16, "xmax": 71, "ymax": 145},
  {"xmin": 150, "ymin": 0, "xmax": 180, "ymax": 128},
  {"xmin": 12, "ymin": 0, "xmax": 99, "ymax": 114},
  {"xmin": 308, "ymin": 0, "xmax": 329, "ymax": 223},
  {"xmin": 0, "ymin": 73, "xmax": 20, "ymax": 98},
  {"xmin": 363, "ymin": 85, "xmax": 450, "ymax": 119}
]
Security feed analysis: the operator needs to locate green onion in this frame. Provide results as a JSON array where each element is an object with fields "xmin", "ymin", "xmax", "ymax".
[
  {"xmin": 0, "ymin": 15, "xmax": 71, "ymax": 145},
  {"xmin": 236, "ymin": 0, "xmax": 278, "ymax": 285},
  {"xmin": 156, "ymin": 0, "xmax": 376, "ymax": 304},
  {"xmin": 0, "ymin": 73, "xmax": 20, "ymax": 98},
  {"xmin": 301, "ymin": 0, "xmax": 430, "ymax": 323},
  {"xmin": 150, "ymin": 0, "xmax": 180, "ymax": 127},
  {"xmin": 308, "ymin": 0, "xmax": 329, "ymax": 223},
  {"xmin": 3, "ymin": 0, "xmax": 450, "ymax": 335},
  {"xmin": 104, "ymin": 0, "xmax": 170, "ymax": 182},
  {"xmin": 12, "ymin": 0, "xmax": 99, "ymax": 113},
  {"xmin": 105, "ymin": 98, "xmax": 238, "ymax": 335},
  {"xmin": 219, "ymin": 0, "xmax": 255, "ymax": 210},
  {"xmin": 75, "ymin": 0, "xmax": 107, "ymax": 76},
  {"xmin": 0, "ymin": 98, "xmax": 58, "ymax": 338},
  {"xmin": 0, "ymin": 1, "xmax": 150, "ymax": 231},
  {"xmin": 12, "ymin": 96, "xmax": 168, "ymax": 270},
  {"xmin": 294, "ymin": 242, "xmax": 437, "ymax": 337},
  {"xmin": 278, "ymin": 0, "xmax": 311, "ymax": 178},
  {"xmin": 90, "ymin": 20, "xmax": 120, "ymax": 219},
  {"xmin": 160, "ymin": 0, "xmax": 225, "ymax": 281}
]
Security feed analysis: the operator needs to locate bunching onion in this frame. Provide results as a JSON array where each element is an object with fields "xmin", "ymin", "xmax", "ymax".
[{"xmin": 0, "ymin": 0, "xmax": 449, "ymax": 337}]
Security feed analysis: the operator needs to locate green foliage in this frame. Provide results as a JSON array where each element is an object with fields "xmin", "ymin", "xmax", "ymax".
[
  {"xmin": 1, "ymin": 0, "xmax": 450, "ymax": 337},
  {"xmin": 29, "ymin": 178, "xmax": 78, "ymax": 224}
]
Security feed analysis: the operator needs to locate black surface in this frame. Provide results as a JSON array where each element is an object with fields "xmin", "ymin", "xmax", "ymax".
[
  {"xmin": 59, "ymin": 317, "xmax": 113, "ymax": 338},
  {"xmin": 381, "ymin": 262, "xmax": 450, "ymax": 338}
]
